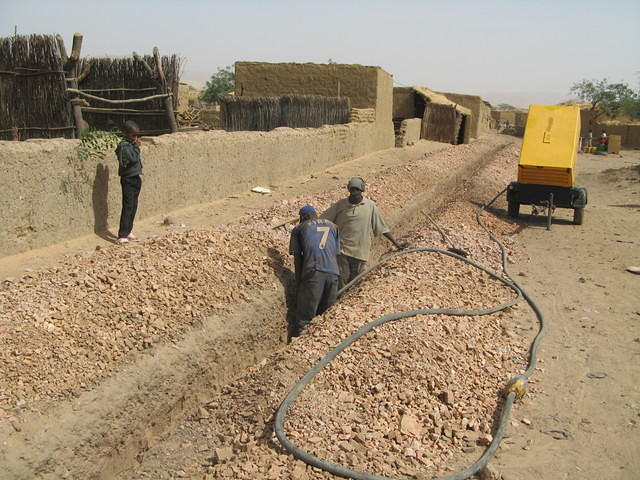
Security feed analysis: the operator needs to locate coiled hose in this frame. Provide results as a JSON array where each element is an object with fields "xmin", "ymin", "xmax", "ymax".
[{"xmin": 274, "ymin": 188, "xmax": 546, "ymax": 480}]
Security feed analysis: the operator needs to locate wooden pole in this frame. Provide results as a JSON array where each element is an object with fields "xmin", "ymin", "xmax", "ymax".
[
  {"xmin": 133, "ymin": 52, "xmax": 157, "ymax": 82},
  {"xmin": 71, "ymin": 98, "xmax": 88, "ymax": 136},
  {"xmin": 81, "ymin": 107, "xmax": 167, "ymax": 115},
  {"xmin": 55, "ymin": 34, "xmax": 68, "ymax": 66},
  {"xmin": 77, "ymin": 62, "xmax": 91, "ymax": 84},
  {"xmin": 66, "ymin": 88, "xmax": 171, "ymax": 104},
  {"xmin": 153, "ymin": 46, "xmax": 178, "ymax": 133},
  {"xmin": 59, "ymin": 33, "xmax": 86, "ymax": 138},
  {"xmin": 153, "ymin": 47, "xmax": 166, "ymax": 90},
  {"xmin": 66, "ymin": 33, "xmax": 83, "ymax": 70},
  {"xmin": 163, "ymin": 94, "xmax": 178, "ymax": 133}
]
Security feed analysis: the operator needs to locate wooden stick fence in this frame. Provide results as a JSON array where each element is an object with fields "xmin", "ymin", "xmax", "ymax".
[
  {"xmin": 0, "ymin": 33, "xmax": 181, "ymax": 140},
  {"xmin": 220, "ymin": 95, "xmax": 351, "ymax": 132}
]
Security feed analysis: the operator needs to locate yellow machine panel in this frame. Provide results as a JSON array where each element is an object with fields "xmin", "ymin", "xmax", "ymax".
[{"xmin": 517, "ymin": 105, "xmax": 581, "ymax": 188}]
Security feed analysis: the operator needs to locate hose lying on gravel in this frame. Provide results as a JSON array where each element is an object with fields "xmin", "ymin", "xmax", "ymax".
[{"xmin": 275, "ymin": 188, "xmax": 546, "ymax": 480}]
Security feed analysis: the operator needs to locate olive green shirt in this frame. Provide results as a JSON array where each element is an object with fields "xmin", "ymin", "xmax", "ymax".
[{"xmin": 321, "ymin": 197, "xmax": 389, "ymax": 261}]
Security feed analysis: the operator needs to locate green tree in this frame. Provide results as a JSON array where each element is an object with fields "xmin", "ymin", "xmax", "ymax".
[
  {"xmin": 201, "ymin": 65, "xmax": 235, "ymax": 103},
  {"xmin": 570, "ymin": 78, "xmax": 638, "ymax": 119},
  {"xmin": 621, "ymin": 95, "xmax": 640, "ymax": 120}
]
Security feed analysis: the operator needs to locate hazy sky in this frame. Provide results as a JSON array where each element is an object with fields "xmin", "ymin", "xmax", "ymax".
[{"xmin": 4, "ymin": 0, "xmax": 639, "ymax": 107}]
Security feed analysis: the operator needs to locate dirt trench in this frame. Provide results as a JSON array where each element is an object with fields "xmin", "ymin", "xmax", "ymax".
[{"xmin": 0, "ymin": 136, "xmax": 518, "ymax": 480}]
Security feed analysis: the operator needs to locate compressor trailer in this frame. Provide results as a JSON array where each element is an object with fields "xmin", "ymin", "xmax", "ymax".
[{"xmin": 507, "ymin": 105, "xmax": 587, "ymax": 226}]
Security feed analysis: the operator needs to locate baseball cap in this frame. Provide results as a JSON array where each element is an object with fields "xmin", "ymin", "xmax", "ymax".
[{"xmin": 299, "ymin": 205, "xmax": 316, "ymax": 217}]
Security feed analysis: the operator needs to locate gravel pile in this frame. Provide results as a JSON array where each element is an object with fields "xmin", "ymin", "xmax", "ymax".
[
  {"xmin": 127, "ymin": 138, "xmax": 530, "ymax": 480},
  {"xmin": 0, "ymin": 136, "xmax": 512, "ymax": 417},
  {"xmin": 0, "ymin": 228, "xmax": 286, "ymax": 409}
]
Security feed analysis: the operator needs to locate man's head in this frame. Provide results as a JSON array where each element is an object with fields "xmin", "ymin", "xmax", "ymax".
[
  {"xmin": 347, "ymin": 177, "xmax": 365, "ymax": 193},
  {"xmin": 122, "ymin": 120, "xmax": 141, "ymax": 141},
  {"xmin": 299, "ymin": 205, "xmax": 317, "ymax": 223},
  {"xmin": 347, "ymin": 177, "xmax": 365, "ymax": 204}
]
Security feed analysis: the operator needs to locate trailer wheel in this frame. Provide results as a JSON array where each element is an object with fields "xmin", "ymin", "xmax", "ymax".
[
  {"xmin": 508, "ymin": 199, "xmax": 520, "ymax": 218},
  {"xmin": 573, "ymin": 207, "xmax": 584, "ymax": 225}
]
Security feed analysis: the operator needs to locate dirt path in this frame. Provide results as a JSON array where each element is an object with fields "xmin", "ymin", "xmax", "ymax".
[{"xmin": 493, "ymin": 151, "xmax": 640, "ymax": 479}]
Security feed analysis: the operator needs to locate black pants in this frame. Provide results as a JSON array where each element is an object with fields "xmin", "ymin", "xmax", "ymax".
[
  {"xmin": 118, "ymin": 175, "xmax": 142, "ymax": 239},
  {"xmin": 337, "ymin": 254, "xmax": 366, "ymax": 290},
  {"xmin": 294, "ymin": 271, "xmax": 338, "ymax": 336}
]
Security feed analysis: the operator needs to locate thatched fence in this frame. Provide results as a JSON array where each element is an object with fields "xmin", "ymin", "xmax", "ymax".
[
  {"xmin": 219, "ymin": 95, "xmax": 351, "ymax": 131},
  {"xmin": 75, "ymin": 55, "xmax": 181, "ymax": 135},
  {"xmin": 0, "ymin": 34, "xmax": 73, "ymax": 140},
  {"xmin": 0, "ymin": 33, "xmax": 181, "ymax": 140},
  {"xmin": 422, "ymin": 102, "xmax": 466, "ymax": 144}
]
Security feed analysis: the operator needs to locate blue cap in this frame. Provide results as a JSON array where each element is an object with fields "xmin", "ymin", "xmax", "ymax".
[{"xmin": 299, "ymin": 205, "xmax": 316, "ymax": 217}]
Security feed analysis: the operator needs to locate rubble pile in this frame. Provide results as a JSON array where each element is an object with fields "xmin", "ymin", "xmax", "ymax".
[
  {"xmin": 0, "ymin": 227, "xmax": 288, "ymax": 407},
  {"xmin": 284, "ymin": 253, "xmax": 524, "ymax": 478},
  {"xmin": 129, "ymin": 215, "xmax": 526, "ymax": 480},
  {"xmin": 128, "ymin": 139, "xmax": 528, "ymax": 479},
  {"xmin": 1, "ymin": 137, "xmax": 511, "ymax": 412},
  {"xmin": 0, "ymin": 135, "xmax": 525, "ymax": 479}
]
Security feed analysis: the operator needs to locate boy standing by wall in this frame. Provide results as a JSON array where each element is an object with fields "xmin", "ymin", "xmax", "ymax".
[{"xmin": 116, "ymin": 121, "xmax": 143, "ymax": 244}]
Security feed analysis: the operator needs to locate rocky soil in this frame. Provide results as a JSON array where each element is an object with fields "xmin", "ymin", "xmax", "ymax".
[
  {"xmin": 0, "ymin": 137, "xmax": 513, "ymax": 416},
  {"xmin": 124, "ymin": 142, "xmax": 531, "ymax": 479},
  {"xmin": 0, "ymin": 136, "xmax": 528, "ymax": 480}
]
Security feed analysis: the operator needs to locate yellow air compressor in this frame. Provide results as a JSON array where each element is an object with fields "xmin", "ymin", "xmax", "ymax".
[{"xmin": 507, "ymin": 105, "xmax": 587, "ymax": 226}]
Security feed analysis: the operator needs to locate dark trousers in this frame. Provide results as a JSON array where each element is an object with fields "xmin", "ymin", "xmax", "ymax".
[
  {"xmin": 294, "ymin": 271, "xmax": 338, "ymax": 336},
  {"xmin": 118, "ymin": 175, "xmax": 142, "ymax": 239},
  {"xmin": 337, "ymin": 254, "xmax": 366, "ymax": 290}
]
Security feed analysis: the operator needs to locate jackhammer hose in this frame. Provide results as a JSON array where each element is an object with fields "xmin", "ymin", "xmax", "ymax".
[{"xmin": 274, "ymin": 188, "xmax": 546, "ymax": 480}]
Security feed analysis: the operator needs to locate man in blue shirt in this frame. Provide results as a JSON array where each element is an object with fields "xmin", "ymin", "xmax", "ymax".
[{"xmin": 289, "ymin": 205, "xmax": 340, "ymax": 337}]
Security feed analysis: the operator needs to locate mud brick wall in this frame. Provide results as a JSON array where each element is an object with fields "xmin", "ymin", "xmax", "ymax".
[
  {"xmin": 0, "ymin": 122, "xmax": 383, "ymax": 257},
  {"xmin": 579, "ymin": 109, "xmax": 640, "ymax": 146},
  {"xmin": 491, "ymin": 110, "xmax": 517, "ymax": 125},
  {"xmin": 441, "ymin": 92, "xmax": 493, "ymax": 138},
  {"xmin": 395, "ymin": 118, "xmax": 421, "ymax": 147},
  {"xmin": 350, "ymin": 108, "xmax": 376, "ymax": 123},
  {"xmin": 234, "ymin": 62, "xmax": 394, "ymax": 151},
  {"xmin": 199, "ymin": 108, "xmax": 222, "ymax": 129}
]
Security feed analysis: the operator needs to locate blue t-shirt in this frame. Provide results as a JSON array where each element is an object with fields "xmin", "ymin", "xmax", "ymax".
[{"xmin": 289, "ymin": 218, "xmax": 340, "ymax": 277}]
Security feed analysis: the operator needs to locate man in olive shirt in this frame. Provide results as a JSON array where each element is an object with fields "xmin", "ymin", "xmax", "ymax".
[{"xmin": 321, "ymin": 177, "xmax": 408, "ymax": 288}]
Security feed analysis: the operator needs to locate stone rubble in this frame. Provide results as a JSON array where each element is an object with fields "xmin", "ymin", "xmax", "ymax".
[
  {"xmin": 126, "ymin": 140, "xmax": 531, "ymax": 479},
  {"xmin": 0, "ymin": 137, "xmax": 530, "ymax": 479}
]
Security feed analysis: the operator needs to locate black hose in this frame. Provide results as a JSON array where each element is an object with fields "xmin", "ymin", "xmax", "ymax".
[{"xmin": 274, "ymin": 189, "xmax": 545, "ymax": 480}]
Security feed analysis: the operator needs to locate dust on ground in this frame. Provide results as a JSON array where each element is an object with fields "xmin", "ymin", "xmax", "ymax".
[{"xmin": 493, "ymin": 151, "xmax": 640, "ymax": 480}]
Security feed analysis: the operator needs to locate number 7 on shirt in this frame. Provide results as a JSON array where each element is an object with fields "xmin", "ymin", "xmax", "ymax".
[{"xmin": 316, "ymin": 226, "xmax": 330, "ymax": 249}]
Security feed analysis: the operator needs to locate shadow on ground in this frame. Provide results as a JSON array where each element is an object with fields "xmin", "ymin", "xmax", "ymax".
[{"xmin": 266, "ymin": 247, "xmax": 297, "ymax": 341}]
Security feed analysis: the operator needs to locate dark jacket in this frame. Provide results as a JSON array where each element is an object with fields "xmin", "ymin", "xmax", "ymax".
[{"xmin": 116, "ymin": 140, "xmax": 142, "ymax": 177}]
